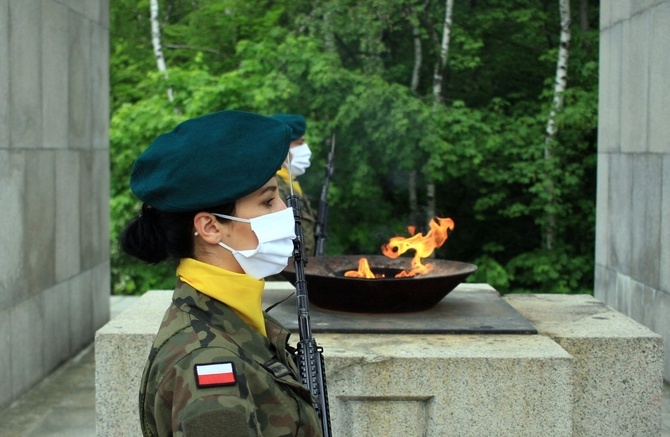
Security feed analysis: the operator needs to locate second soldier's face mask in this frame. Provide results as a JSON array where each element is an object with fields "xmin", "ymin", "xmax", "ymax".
[
  {"xmin": 214, "ymin": 207, "xmax": 296, "ymax": 279},
  {"xmin": 287, "ymin": 144, "xmax": 311, "ymax": 176}
]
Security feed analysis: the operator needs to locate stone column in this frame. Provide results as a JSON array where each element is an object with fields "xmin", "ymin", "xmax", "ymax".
[
  {"xmin": 595, "ymin": 0, "xmax": 670, "ymax": 381},
  {"xmin": 0, "ymin": 0, "xmax": 110, "ymax": 411}
]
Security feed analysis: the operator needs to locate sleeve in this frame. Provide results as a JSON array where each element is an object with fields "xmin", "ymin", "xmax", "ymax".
[{"xmin": 153, "ymin": 348, "xmax": 261, "ymax": 437}]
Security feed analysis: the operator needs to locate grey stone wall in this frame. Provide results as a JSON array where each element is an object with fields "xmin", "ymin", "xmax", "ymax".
[
  {"xmin": 595, "ymin": 0, "xmax": 670, "ymax": 380},
  {"xmin": 0, "ymin": 0, "xmax": 110, "ymax": 410}
]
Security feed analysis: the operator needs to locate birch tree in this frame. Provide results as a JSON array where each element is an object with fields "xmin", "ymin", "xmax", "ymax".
[
  {"xmin": 427, "ymin": 0, "xmax": 454, "ymax": 225},
  {"xmin": 543, "ymin": 0, "xmax": 571, "ymax": 250},
  {"xmin": 150, "ymin": 0, "xmax": 174, "ymax": 103}
]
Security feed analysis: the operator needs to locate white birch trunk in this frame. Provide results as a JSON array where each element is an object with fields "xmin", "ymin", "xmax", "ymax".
[
  {"xmin": 432, "ymin": 0, "xmax": 454, "ymax": 104},
  {"xmin": 426, "ymin": 0, "xmax": 454, "ymax": 234},
  {"xmin": 543, "ymin": 0, "xmax": 571, "ymax": 250},
  {"xmin": 150, "ymin": 0, "xmax": 174, "ymax": 103},
  {"xmin": 411, "ymin": 23, "xmax": 422, "ymax": 92}
]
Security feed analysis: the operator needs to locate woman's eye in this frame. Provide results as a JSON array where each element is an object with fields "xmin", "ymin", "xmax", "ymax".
[{"xmin": 264, "ymin": 197, "xmax": 275, "ymax": 207}]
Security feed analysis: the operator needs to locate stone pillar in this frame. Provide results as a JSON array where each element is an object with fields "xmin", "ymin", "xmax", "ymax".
[
  {"xmin": 0, "ymin": 0, "xmax": 110, "ymax": 411},
  {"xmin": 595, "ymin": 0, "xmax": 670, "ymax": 381}
]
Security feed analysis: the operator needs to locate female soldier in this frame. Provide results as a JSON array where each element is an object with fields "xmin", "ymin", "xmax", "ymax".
[
  {"xmin": 120, "ymin": 110, "xmax": 323, "ymax": 436},
  {"xmin": 270, "ymin": 113, "xmax": 317, "ymax": 256}
]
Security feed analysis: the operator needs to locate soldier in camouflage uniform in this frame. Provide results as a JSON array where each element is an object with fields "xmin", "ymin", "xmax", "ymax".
[
  {"xmin": 271, "ymin": 114, "xmax": 318, "ymax": 257},
  {"xmin": 120, "ymin": 110, "xmax": 324, "ymax": 436}
]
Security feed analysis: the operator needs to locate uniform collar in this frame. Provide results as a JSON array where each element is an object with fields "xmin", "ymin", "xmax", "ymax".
[
  {"xmin": 276, "ymin": 167, "xmax": 303, "ymax": 196},
  {"xmin": 177, "ymin": 258, "xmax": 267, "ymax": 336}
]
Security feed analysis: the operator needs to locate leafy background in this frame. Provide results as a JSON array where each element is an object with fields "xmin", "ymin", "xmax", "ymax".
[{"xmin": 110, "ymin": 0, "xmax": 599, "ymax": 295}]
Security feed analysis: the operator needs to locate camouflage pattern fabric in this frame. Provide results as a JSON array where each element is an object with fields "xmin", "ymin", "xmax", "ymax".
[
  {"xmin": 276, "ymin": 176, "xmax": 317, "ymax": 257},
  {"xmin": 139, "ymin": 281, "xmax": 323, "ymax": 436}
]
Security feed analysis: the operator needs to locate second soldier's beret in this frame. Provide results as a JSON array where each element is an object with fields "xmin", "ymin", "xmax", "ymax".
[
  {"xmin": 271, "ymin": 114, "xmax": 306, "ymax": 141},
  {"xmin": 130, "ymin": 110, "xmax": 291, "ymax": 212}
]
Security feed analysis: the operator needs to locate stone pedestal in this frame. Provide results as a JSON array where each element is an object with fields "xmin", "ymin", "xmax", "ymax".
[
  {"xmin": 504, "ymin": 294, "xmax": 664, "ymax": 436},
  {"xmin": 95, "ymin": 283, "xmax": 663, "ymax": 436}
]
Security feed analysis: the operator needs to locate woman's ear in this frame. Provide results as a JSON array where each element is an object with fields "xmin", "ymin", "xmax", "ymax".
[{"xmin": 193, "ymin": 212, "xmax": 227, "ymax": 245}]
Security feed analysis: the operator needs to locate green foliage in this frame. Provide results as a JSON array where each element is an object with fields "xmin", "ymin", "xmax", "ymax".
[{"xmin": 110, "ymin": 0, "xmax": 599, "ymax": 296}]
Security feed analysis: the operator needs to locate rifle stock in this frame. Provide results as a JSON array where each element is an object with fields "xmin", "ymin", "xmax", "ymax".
[{"xmin": 287, "ymin": 194, "xmax": 332, "ymax": 437}]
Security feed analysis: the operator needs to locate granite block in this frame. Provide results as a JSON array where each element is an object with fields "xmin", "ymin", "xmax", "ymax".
[
  {"xmin": 0, "ymin": 307, "xmax": 12, "ymax": 410},
  {"xmin": 0, "ymin": 150, "xmax": 26, "ymax": 307},
  {"xmin": 41, "ymin": 0, "xmax": 69, "ymax": 149},
  {"xmin": 11, "ymin": 294, "xmax": 45, "ymax": 399},
  {"xmin": 608, "ymin": 155, "xmax": 634, "ymax": 276},
  {"xmin": 320, "ymin": 333, "xmax": 573, "ymax": 437},
  {"xmin": 79, "ymin": 151, "xmax": 110, "ymax": 270},
  {"xmin": 621, "ymin": 14, "xmax": 650, "ymax": 153},
  {"xmin": 91, "ymin": 261, "xmax": 111, "ymax": 331},
  {"xmin": 612, "ymin": 0, "xmax": 633, "ymax": 24},
  {"xmin": 25, "ymin": 150, "xmax": 56, "ymax": 296},
  {"xmin": 0, "ymin": 0, "xmax": 9, "ymax": 148},
  {"xmin": 42, "ymin": 281, "xmax": 73, "ymax": 371},
  {"xmin": 649, "ymin": 2, "xmax": 670, "ymax": 153},
  {"xmin": 631, "ymin": 155, "xmax": 662, "ymax": 288},
  {"xmin": 95, "ymin": 290, "xmax": 173, "ymax": 437},
  {"xmin": 594, "ymin": 156, "xmax": 610, "ymax": 266},
  {"xmin": 68, "ymin": 9, "xmax": 92, "ymax": 150},
  {"xmin": 55, "ymin": 150, "xmax": 82, "ymax": 282},
  {"xmin": 615, "ymin": 271, "xmax": 635, "ymax": 317},
  {"xmin": 600, "ymin": 0, "xmax": 612, "ymax": 30},
  {"xmin": 632, "ymin": 0, "xmax": 666, "ymax": 15},
  {"xmin": 597, "ymin": 25, "xmax": 622, "ymax": 153},
  {"xmin": 90, "ymin": 23, "xmax": 110, "ymax": 150},
  {"xmin": 504, "ymin": 293, "xmax": 664, "ymax": 436},
  {"xmin": 61, "ymin": 0, "xmax": 101, "ymax": 22},
  {"xmin": 594, "ymin": 264, "xmax": 617, "ymax": 304},
  {"xmin": 99, "ymin": 0, "xmax": 110, "ymax": 28},
  {"xmin": 69, "ymin": 271, "xmax": 94, "ymax": 352},
  {"xmin": 652, "ymin": 290, "xmax": 670, "ymax": 379},
  {"xmin": 9, "ymin": 0, "xmax": 42, "ymax": 149},
  {"xmin": 629, "ymin": 280, "xmax": 658, "ymax": 330},
  {"xmin": 661, "ymin": 156, "xmax": 670, "ymax": 293}
]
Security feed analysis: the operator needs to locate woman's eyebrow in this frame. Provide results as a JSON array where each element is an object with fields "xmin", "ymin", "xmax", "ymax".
[{"xmin": 259, "ymin": 185, "xmax": 277, "ymax": 196}]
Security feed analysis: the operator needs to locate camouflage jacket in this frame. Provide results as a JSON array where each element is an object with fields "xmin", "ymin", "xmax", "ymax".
[
  {"xmin": 139, "ymin": 281, "xmax": 323, "ymax": 437},
  {"xmin": 276, "ymin": 176, "xmax": 317, "ymax": 257}
]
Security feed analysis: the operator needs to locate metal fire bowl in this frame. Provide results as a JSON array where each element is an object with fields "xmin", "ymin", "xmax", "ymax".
[{"xmin": 281, "ymin": 255, "xmax": 478, "ymax": 313}]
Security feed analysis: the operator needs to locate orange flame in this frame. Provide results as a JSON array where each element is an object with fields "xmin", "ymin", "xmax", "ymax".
[
  {"xmin": 344, "ymin": 217, "xmax": 455, "ymax": 279},
  {"xmin": 344, "ymin": 258, "xmax": 386, "ymax": 278}
]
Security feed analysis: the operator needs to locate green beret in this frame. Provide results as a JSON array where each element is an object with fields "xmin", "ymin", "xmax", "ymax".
[
  {"xmin": 271, "ymin": 114, "xmax": 306, "ymax": 141},
  {"xmin": 130, "ymin": 110, "xmax": 291, "ymax": 212}
]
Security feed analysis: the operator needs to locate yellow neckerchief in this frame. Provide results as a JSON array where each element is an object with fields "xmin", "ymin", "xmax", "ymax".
[
  {"xmin": 276, "ymin": 167, "xmax": 303, "ymax": 197},
  {"xmin": 176, "ymin": 258, "xmax": 267, "ymax": 336}
]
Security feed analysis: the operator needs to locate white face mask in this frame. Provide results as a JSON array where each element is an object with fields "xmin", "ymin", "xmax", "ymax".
[
  {"xmin": 287, "ymin": 144, "xmax": 311, "ymax": 176},
  {"xmin": 213, "ymin": 208, "xmax": 296, "ymax": 279}
]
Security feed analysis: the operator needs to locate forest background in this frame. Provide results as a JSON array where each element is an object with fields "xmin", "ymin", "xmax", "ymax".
[{"xmin": 110, "ymin": 0, "xmax": 600, "ymax": 296}]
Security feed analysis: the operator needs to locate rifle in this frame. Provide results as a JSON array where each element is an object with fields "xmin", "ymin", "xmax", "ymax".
[
  {"xmin": 314, "ymin": 134, "xmax": 336, "ymax": 256},
  {"xmin": 287, "ymin": 193, "xmax": 332, "ymax": 437}
]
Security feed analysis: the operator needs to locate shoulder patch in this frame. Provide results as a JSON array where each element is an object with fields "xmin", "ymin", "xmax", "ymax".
[{"xmin": 194, "ymin": 362, "xmax": 237, "ymax": 388}]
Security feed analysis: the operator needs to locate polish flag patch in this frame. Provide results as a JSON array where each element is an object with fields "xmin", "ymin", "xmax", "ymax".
[{"xmin": 194, "ymin": 362, "xmax": 237, "ymax": 387}]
